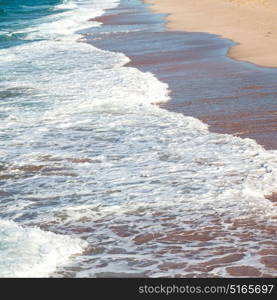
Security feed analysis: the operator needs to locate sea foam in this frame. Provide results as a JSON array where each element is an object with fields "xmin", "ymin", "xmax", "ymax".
[{"xmin": 0, "ymin": 0, "xmax": 276, "ymax": 277}]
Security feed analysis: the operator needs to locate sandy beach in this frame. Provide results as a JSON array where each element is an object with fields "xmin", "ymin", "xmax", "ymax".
[
  {"xmin": 1, "ymin": 0, "xmax": 277, "ymax": 279},
  {"xmin": 94, "ymin": 1, "xmax": 277, "ymax": 151},
  {"xmin": 145, "ymin": 0, "xmax": 277, "ymax": 68}
]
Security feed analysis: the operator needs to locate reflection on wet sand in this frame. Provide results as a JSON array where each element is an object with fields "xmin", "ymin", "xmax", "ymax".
[{"xmin": 92, "ymin": 7, "xmax": 277, "ymax": 150}]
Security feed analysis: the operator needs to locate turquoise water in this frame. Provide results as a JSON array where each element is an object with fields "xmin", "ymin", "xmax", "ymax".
[{"xmin": 0, "ymin": 0, "xmax": 276, "ymax": 277}]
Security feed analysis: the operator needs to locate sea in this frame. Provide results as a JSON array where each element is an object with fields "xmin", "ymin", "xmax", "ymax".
[{"xmin": 0, "ymin": 0, "xmax": 276, "ymax": 277}]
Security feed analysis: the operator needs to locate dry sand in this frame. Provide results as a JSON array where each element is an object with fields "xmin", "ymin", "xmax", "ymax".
[{"xmin": 145, "ymin": 0, "xmax": 277, "ymax": 68}]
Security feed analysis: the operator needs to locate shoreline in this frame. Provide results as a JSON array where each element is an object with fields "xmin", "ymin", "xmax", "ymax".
[
  {"xmin": 145, "ymin": 0, "xmax": 277, "ymax": 68},
  {"xmin": 1, "ymin": 0, "xmax": 276, "ymax": 279},
  {"xmin": 86, "ymin": 0, "xmax": 277, "ymax": 277},
  {"xmin": 142, "ymin": 0, "xmax": 277, "ymax": 150},
  {"xmin": 91, "ymin": 0, "xmax": 277, "ymax": 151}
]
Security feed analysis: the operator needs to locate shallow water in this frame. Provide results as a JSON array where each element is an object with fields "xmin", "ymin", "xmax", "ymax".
[
  {"xmin": 0, "ymin": 0, "xmax": 276, "ymax": 277},
  {"xmin": 91, "ymin": 1, "xmax": 277, "ymax": 149}
]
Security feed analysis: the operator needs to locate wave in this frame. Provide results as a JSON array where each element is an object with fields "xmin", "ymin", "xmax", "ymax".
[
  {"xmin": 0, "ymin": 0, "xmax": 276, "ymax": 277},
  {"xmin": 0, "ymin": 219, "xmax": 87, "ymax": 277}
]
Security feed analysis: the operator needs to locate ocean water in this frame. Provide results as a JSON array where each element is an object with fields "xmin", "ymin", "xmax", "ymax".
[{"xmin": 0, "ymin": 0, "xmax": 276, "ymax": 277}]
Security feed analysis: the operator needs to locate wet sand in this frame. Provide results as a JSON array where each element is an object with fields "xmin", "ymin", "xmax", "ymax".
[
  {"xmin": 91, "ymin": 2, "xmax": 277, "ymax": 150},
  {"xmin": 79, "ymin": 0, "xmax": 277, "ymax": 278},
  {"xmin": 145, "ymin": 0, "xmax": 277, "ymax": 68}
]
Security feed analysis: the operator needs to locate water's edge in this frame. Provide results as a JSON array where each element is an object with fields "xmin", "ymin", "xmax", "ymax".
[{"xmin": 0, "ymin": 0, "xmax": 276, "ymax": 278}]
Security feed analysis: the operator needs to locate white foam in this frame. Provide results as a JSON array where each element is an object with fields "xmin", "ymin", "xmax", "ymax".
[
  {"xmin": 24, "ymin": 0, "xmax": 120, "ymax": 40},
  {"xmin": 0, "ymin": 220, "xmax": 87, "ymax": 277},
  {"xmin": 0, "ymin": 0, "xmax": 276, "ymax": 277}
]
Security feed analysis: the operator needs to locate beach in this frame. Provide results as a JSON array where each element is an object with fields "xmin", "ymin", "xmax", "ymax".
[
  {"xmin": 89, "ymin": 0, "xmax": 277, "ymax": 277},
  {"xmin": 94, "ymin": 0, "xmax": 277, "ymax": 150},
  {"xmin": 0, "ymin": 0, "xmax": 276, "ymax": 278},
  {"xmin": 146, "ymin": 0, "xmax": 277, "ymax": 68}
]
